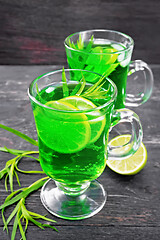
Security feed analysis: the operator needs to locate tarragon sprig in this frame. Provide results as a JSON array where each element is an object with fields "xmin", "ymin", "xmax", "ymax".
[
  {"xmin": 62, "ymin": 67, "xmax": 69, "ymax": 97},
  {"xmin": 61, "ymin": 70, "xmax": 110, "ymax": 100},
  {"xmin": 0, "ymin": 154, "xmax": 22, "ymax": 192},
  {"xmin": 0, "ymin": 149, "xmax": 44, "ymax": 192},
  {"xmin": 81, "ymin": 75, "xmax": 109, "ymax": 100},
  {"xmin": 0, "ymin": 124, "xmax": 42, "ymax": 192},
  {"xmin": 0, "ymin": 123, "xmax": 38, "ymax": 146},
  {"xmin": 68, "ymin": 34, "xmax": 94, "ymax": 51},
  {"xmin": 1, "ymin": 177, "xmax": 57, "ymax": 240},
  {"xmin": 0, "ymin": 124, "xmax": 58, "ymax": 238},
  {"xmin": 68, "ymin": 34, "xmax": 84, "ymax": 50}
]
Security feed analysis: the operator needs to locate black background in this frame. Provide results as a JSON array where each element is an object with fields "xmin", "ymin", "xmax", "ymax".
[{"xmin": 0, "ymin": 0, "xmax": 160, "ymax": 65}]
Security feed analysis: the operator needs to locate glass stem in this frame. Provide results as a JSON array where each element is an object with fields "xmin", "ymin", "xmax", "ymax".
[{"xmin": 55, "ymin": 181, "xmax": 91, "ymax": 196}]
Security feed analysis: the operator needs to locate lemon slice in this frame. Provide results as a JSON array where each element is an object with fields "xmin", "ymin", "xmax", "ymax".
[
  {"xmin": 111, "ymin": 43, "xmax": 131, "ymax": 67},
  {"xmin": 59, "ymin": 96, "xmax": 106, "ymax": 144},
  {"xmin": 36, "ymin": 100, "xmax": 91, "ymax": 154},
  {"xmin": 86, "ymin": 46, "xmax": 117, "ymax": 65},
  {"xmin": 103, "ymin": 47, "xmax": 118, "ymax": 64},
  {"xmin": 107, "ymin": 134, "xmax": 147, "ymax": 175}
]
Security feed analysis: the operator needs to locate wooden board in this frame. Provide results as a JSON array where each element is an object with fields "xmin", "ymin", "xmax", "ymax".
[{"xmin": 0, "ymin": 65, "xmax": 159, "ymax": 239}]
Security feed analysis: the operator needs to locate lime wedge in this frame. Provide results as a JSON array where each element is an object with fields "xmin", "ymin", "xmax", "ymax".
[
  {"xmin": 107, "ymin": 134, "xmax": 147, "ymax": 175},
  {"xmin": 59, "ymin": 96, "xmax": 106, "ymax": 144},
  {"xmin": 37, "ymin": 100, "xmax": 91, "ymax": 154}
]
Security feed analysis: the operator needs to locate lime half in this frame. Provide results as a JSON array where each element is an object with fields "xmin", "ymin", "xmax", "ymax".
[{"xmin": 107, "ymin": 134, "xmax": 147, "ymax": 175}]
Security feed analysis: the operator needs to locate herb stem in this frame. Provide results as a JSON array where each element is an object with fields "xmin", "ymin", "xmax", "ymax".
[{"xmin": 0, "ymin": 124, "xmax": 38, "ymax": 146}]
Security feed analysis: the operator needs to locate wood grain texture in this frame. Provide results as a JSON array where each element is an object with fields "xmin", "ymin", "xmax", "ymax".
[
  {"xmin": 0, "ymin": 65, "xmax": 160, "ymax": 239},
  {"xmin": 0, "ymin": 0, "xmax": 160, "ymax": 65}
]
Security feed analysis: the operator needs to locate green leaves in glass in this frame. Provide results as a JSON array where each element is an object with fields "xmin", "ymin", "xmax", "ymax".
[
  {"xmin": 61, "ymin": 69, "xmax": 110, "ymax": 101},
  {"xmin": 68, "ymin": 34, "xmax": 94, "ymax": 51},
  {"xmin": 62, "ymin": 67, "xmax": 69, "ymax": 98}
]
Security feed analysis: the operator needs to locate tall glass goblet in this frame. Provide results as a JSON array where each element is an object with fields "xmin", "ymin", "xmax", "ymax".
[{"xmin": 28, "ymin": 69, "xmax": 142, "ymax": 220}]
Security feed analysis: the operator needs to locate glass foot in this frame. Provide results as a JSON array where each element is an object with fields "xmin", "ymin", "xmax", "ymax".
[{"xmin": 40, "ymin": 179, "xmax": 107, "ymax": 220}]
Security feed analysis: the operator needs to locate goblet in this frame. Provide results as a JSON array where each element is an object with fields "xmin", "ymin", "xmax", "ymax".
[{"xmin": 28, "ymin": 69, "xmax": 142, "ymax": 220}]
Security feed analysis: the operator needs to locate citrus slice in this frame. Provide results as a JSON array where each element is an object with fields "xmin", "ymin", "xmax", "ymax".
[
  {"xmin": 106, "ymin": 134, "xmax": 147, "ymax": 175},
  {"xmin": 111, "ymin": 43, "xmax": 131, "ymax": 67},
  {"xmin": 35, "ymin": 100, "xmax": 91, "ymax": 154},
  {"xmin": 87, "ymin": 46, "xmax": 117, "ymax": 65},
  {"xmin": 59, "ymin": 95, "xmax": 96, "ymax": 110},
  {"xmin": 46, "ymin": 100, "xmax": 79, "ymax": 111},
  {"xmin": 59, "ymin": 96, "xmax": 106, "ymax": 144},
  {"xmin": 103, "ymin": 46, "xmax": 118, "ymax": 64}
]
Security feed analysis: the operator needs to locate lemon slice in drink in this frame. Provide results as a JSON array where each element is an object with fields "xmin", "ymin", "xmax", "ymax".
[
  {"xmin": 107, "ymin": 134, "xmax": 147, "ymax": 175},
  {"xmin": 59, "ymin": 96, "xmax": 106, "ymax": 144},
  {"xmin": 103, "ymin": 47, "xmax": 118, "ymax": 64},
  {"xmin": 39, "ymin": 100, "xmax": 91, "ymax": 154}
]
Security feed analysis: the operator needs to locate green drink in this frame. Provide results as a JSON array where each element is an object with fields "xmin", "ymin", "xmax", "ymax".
[
  {"xmin": 67, "ymin": 41, "xmax": 129, "ymax": 109},
  {"xmin": 28, "ymin": 69, "xmax": 142, "ymax": 220},
  {"xmin": 33, "ymin": 81, "xmax": 113, "ymax": 185},
  {"xmin": 65, "ymin": 32, "xmax": 132, "ymax": 109},
  {"xmin": 64, "ymin": 30, "xmax": 153, "ymax": 109}
]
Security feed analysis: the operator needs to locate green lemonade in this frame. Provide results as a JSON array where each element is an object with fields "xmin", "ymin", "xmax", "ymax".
[
  {"xmin": 65, "ymin": 39, "xmax": 131, "ymax": 109},
  {"xmin": 32, "ymin": 83, "xmax": 113, "ymax": 186}
]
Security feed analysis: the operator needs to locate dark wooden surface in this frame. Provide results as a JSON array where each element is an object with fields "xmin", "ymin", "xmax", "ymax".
[
  {"xmin": 0, "ymin": 0, "xmax": 160, "ymax": 65},
  {"xmin": 0, "ymin": 65, "xmax": 160, "ymax": 239}
]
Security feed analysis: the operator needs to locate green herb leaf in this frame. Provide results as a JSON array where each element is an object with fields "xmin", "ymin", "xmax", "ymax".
[
  {"xmin": 1, "ymin": 189, "xmax": 22, "ymax": 233},
  {"xmin": 82, "ymin": 75, "xmax": 105, "ymax": 95},
  {"xmin": 70, "ymin": 80, "xmax": 82, "ymax": 96},
  {"xmin": 85, "ymin": 35, "xmax": 94, "ymax": 52},
  {"xmin": 0, "ymin": 177, "xmax": 49, "ymax": 210},
  {"xmin": 62, "ymin": 67, "xmax": 69, "ymax": 98},
  {"xmin": 77, "ymin": 34, "xmax": 84, "ymax": 50},
  {"xmin": 2, "ymin": 209, "xmax": 8, "ymax": 233},
  {"xmin": 68, "ymin": 34, "xmax": 94, "ymax": 51},
  {"xmin": 1, "ymin": 178, "xmax": 58, "ymax": 239},
  {"xmin": 3, "ymin": 202, "xmax": 20, "ymax": 230},
  {"xmin": 68, "ymin": 39, "xmax": 76, "ymax": 49},
  {"xmin": 42, "ymin": 224, "xmax": 58, "ymax": 232},
  {"xmin": 0, "ymin": 168, "xmax": 7, "ymax": 179},
  {"xmin": 15, "ymin": 165, "xmax": 44, "ymax": 174},
  {"xmin": 0, "ymin": 124, "xmax": 38, "ymax": 146},
  {"xmin": 62, "ymin": 68, "xmax": 110, "ymax": 100},
  {"xmin": 14, "ymin": 171, "xmax": 21, "ymax": 187},
  {"xmin": 18, "ymin": 217, "xmax": 26, "ymax": 240},
  {"xmin": 81, "ymin": 74, "xmax": 110, "ymax": 99},
  {"xmin": 0, "ymin": 150, "xmax": 41, "ymax": 192},
  {"xmin": 102, "ymin": 64, "xmax": 119, "ymax": 77},
  {"xmin": 28, "ymin": 211, "xmax": 56, "ymax": 223},
  {"xmin": 5, "ymin": 174, "xmax": 9, "ymax": 191},
  {"xmin": 0, "ymin": 147, "xmax": 30, "ymax": 155},
  {"xmin": 2, "ymin": 155, "xmax": 21, "ymax": 192},
  {"xmin": 74, "ymin": 72, "xmax": 86, "ymax": 96},
  {"xmin": 36, "ymin": 83, "xmax": 41, "ymax": 100},
  {"xmin": 11, "ymin": 209, "xmax": 19, "ymax": 240}
]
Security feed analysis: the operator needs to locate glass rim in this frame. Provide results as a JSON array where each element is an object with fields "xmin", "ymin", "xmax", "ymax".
[
  {"xmin": 64, "ymin": 29, "xmax": 134, "ymax": 55},
  {"xmin": 28, "ymin": 69, "xmax": 117, "ymax": 113}
]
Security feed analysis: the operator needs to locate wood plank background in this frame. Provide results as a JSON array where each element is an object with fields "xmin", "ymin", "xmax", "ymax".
[
  {"xmin": 0, "ymin": 0, "xmax": 160, "ymax": 65},
  {"xmin": 0, "ymin": 65, "xmax": 159, "ymax": 239}
]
